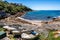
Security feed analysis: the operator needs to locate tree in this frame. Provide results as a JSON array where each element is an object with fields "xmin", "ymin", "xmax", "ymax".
[
  {"xmin": 0, "ymin": 1, "xmax": 32, "ymax": 15},
  {"xmin": 0, "ymin": 6, "xmax": 4, "ymax": 10}
]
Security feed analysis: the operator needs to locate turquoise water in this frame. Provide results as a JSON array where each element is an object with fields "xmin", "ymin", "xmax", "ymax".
[{"xmin": 21, "ymin": 10, "xmax": 60, "ymax": 20}]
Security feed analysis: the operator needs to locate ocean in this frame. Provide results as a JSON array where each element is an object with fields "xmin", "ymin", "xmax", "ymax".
[{"xmin": 21, "ymin": 10, "xmax": 60, "ymax": 21}]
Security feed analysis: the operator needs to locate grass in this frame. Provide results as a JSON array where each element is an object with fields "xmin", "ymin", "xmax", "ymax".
[
  {"xmin": 0, "ymin": 27, "xmax": 4, "ymax": 31},
  {"xmin": 30, "ymin": 30, "xmax": 60, "ymax": 40},
  {"xmin": 46, "ymin": 31, "xmax": 55, "ymax": 40},
  {"xmin": 46, "ymin": 30, "xmax": 60, "ymax": 40},
  {"xmin": 8, "ymin": 35, "xmax": 15, "ymax": 40},
  {"xmin": 0, "ymin": 26, "xmax": 5, "ymax": 31}
]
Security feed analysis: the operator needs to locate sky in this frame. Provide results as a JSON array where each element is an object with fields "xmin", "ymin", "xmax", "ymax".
[{"xmin": 5, "ymin": 0, "xmax": 60, "ymax": 10}]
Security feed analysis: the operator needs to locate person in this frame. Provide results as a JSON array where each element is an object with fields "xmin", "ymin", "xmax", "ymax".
[{"xmin": 30, "ymin": 30, "xmax": 37, "ymax": 35}]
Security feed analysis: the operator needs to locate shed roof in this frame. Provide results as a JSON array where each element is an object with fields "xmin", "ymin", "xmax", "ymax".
[{"xmin": 0, "ymin": 32, "xmax": 5, "ymax": 36}]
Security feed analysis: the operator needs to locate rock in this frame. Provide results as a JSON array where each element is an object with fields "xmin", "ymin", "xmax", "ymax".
[
  {"xmin": 47, "ymin": 16, "xmax": 51, "ymax": 19},
  {"xmin": 21, "ymin": 33, "xmax": 35, "ymax": 39}
]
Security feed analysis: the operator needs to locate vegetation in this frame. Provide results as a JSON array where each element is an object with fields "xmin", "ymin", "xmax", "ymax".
[
  {"xmin": 0, "ymin": 25, "xmax": 5, "ymax": 31},
  {"xmin": 8, "ymin": 34, "xmax": 16, "ymax": 40},
  {"xmin": 46, "ymin": 31, "xmax": 55, "ymax": 40},
  {"xmin": 30, "ymin": 30, "xmax": 60, "ymax": 40},
  {"xmin": 0, "ymin": 0, "xmax": 32, "ymax": 15},
  {"xmin": 46, "ymin": 31, "xmax": 60, "ymax": 40}
]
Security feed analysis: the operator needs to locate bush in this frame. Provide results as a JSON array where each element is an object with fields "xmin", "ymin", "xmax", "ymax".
[{"xmin": 0, "ymin": 1, "xmax": 32, "ymax": 15}]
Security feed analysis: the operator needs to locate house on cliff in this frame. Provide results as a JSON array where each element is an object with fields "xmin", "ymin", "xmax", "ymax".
[{"xmin": 0, "ymin": 10, "xmax": 6, "ymax": 19}]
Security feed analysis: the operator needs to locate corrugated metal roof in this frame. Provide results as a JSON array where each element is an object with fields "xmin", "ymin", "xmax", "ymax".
[{"xmin": 0, "ymin": 32, "xmax": 5, "ymax": 35}]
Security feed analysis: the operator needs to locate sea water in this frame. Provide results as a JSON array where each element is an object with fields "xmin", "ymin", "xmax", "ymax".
[{"xmin": 21, "ymin": 10, "xmax": 60, "ymax": 21}]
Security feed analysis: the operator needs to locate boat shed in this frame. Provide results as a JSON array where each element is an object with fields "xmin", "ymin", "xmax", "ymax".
[{"xmin": 0, "ymin": 32, "xmax": 6, "ymax": 39}]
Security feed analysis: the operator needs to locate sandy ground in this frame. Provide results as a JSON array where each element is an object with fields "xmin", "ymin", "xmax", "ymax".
[{"xmin": 17, "ymin": 17, "xmax": 42, "ymax": 26}]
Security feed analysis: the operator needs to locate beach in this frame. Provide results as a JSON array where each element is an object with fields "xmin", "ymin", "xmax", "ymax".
[{"xmin": 0, "ymin": 10, "xmax": 60, "ymax": 40}]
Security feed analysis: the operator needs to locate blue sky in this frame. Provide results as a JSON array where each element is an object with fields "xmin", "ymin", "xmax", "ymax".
[{"xmin": 5, "ymin": 0, "xmax": 60, "ymax": 10}]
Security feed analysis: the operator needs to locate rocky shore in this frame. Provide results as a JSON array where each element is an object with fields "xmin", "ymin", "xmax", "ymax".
[{"xmin": 1, "ymin": 12, "xmax": 60, "ymax": 39}]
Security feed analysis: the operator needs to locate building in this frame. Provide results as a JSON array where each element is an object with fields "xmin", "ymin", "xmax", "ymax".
[
  {"xmin": 0, "ymin": 32, "xmax": 6, "ymax": 39},
  {"xmin": 0, "ymin": 11, "xmax": 6, "ymax": 19}
]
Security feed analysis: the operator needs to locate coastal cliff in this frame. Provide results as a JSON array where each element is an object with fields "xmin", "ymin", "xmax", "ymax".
[{"xmin": 0, "ymin": 0, "xmax": 33, "ymax": 25}]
